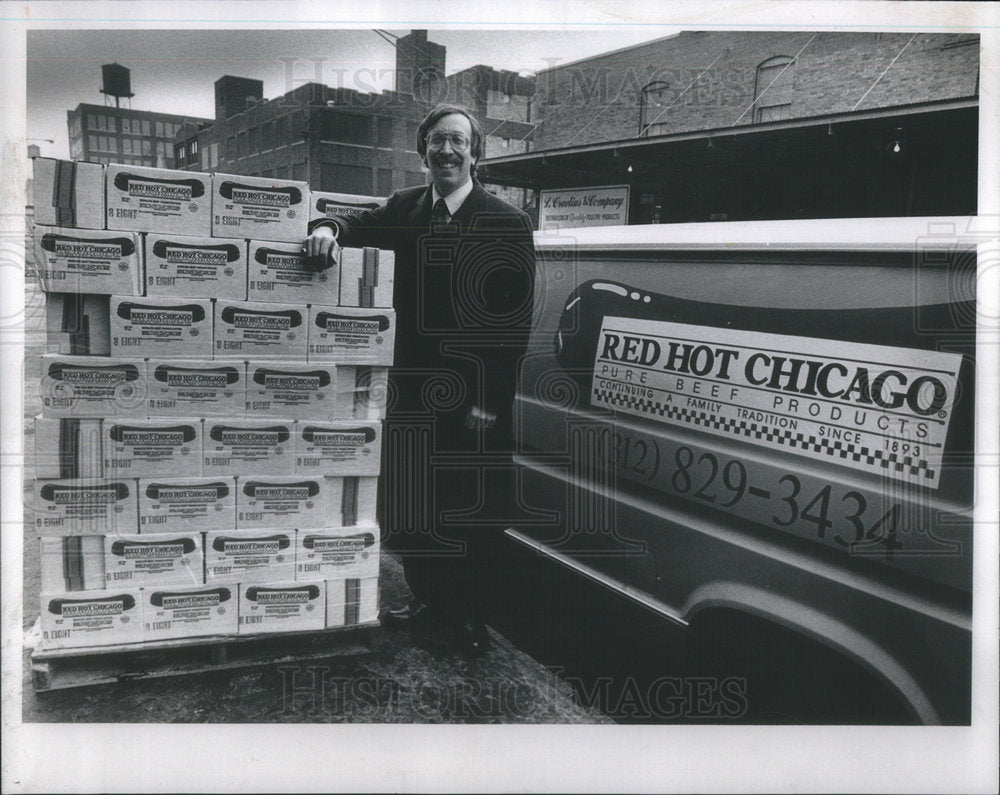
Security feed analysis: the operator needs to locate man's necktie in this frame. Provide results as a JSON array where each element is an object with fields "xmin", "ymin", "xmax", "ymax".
[{"xmin": 431, "ymin": 197, "xmax": 449, "ymax": 225}]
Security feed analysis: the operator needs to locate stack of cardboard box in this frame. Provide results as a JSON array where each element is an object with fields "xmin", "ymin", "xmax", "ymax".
[{"xmin": 31, "ymin": 158, "xmax": 395, "ymax": 648}]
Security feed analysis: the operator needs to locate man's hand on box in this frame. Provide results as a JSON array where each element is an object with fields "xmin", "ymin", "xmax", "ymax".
[
  {"xmin": 303, "ymin": 225, "xmax": 339, "ymax": 271},
  {"xmin": 464, "ymin": 406, "xmax": 497, "ymax": 431}
]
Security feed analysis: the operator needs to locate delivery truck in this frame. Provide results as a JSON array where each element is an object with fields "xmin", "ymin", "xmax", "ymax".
[{"xmin": 501, "ymin": 215, "xmax": 978, "ymax": 724}]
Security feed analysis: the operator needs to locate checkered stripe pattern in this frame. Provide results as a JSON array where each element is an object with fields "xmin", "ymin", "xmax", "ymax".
[{"xmin": 593, "ymin": 387, "xmax": 934, "ymax": 480}]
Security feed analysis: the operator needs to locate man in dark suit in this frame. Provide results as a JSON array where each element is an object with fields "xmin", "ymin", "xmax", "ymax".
[{"xmin": 304, "ymin": 104, "xmax": 536, "ymax": 656}]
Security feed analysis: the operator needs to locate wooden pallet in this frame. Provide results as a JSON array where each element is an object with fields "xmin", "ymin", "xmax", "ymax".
[{"xmin": 27, "ymin": 618, "xmax": 381, "ymax": 692}]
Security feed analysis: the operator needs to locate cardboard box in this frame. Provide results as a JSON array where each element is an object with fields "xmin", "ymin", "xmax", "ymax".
[
  {"xmin": 238, "ymin": 580, "xmax": 325, "ymax": 634},
  {"xmin": 39, "ymin": 536, "xmax": 106, "ymax": 592},
  {"xmin": 138, "ymin": 476, "xmax": 236, "ymax": 533},
  {"xmin": 326, "ymin": 577, "xmax": 379, "ymax": 628},
  {"xmin": 45, "ymin": 293, "xmax": 111, "ymax": 356},
  {"xmin": 204, "ymin": 529, "xmax": 296, "ymax": 583},
  {"xmin": 326, "ymin": 475, "xmax": 379, "ymax": 527},
  {"xmin": 33, "ymin": 157, "xmax": 106, "ymax": 229},
  {"xmin": 293, "ymin": 420, "xmax": 381, "ymax": 476},
  {"xmin": 236, "ymin": 476, "xmax": 331, "ymax": 530},
  {"xmin": 147, "ymin": 360, "xmax": 246, "ymax": 419},
  {"xmin": 34, "ymin": 416, "xmax": 103, "ymax": 479},
  {"xmin": 33, "ymin": 226, "xmax": 142, "ymax": 295},
  {"xmin": 307, "ymin": 305, "xmax": 395, "ymax": 365},
  {"xmin": 212, "ymin": 173, "xmax": 309, "ymax": 242},
  {"xmin": 103, "ymin": 418, "xmax": 202, "ymax": 478},
  {"xmin": 32, "ymin": 477, "xmax": 138, "ymax": 537},
  {"xmin": 104, "ymin": 532, "xmax": 203, "ymax": 588},
  {"xmin": 215, "ymin": 300, "xmax": 307, "ymax": 360},
  {"xmin": 203, "ymin": 419, "xmax": 295, "ymax": 476},
  {"xmin": 245, "ymin": 362, "xmax": 337, "ymax": 420},
  {"xmin": 296, "ymin": 524, "xmax": 379, "ymax": 580},
  {"xmin": 247, "ymin": 239, "xmax": 339, "ymax": 305},
  {"xmin": 338, "ymin": 247, "xmax": 394, "ymax": 308},
  {"xmin": 106, "ymin": 164, "xmax": 212, "ymax": 236},
  {"xmin": 142, "ymin": 584, "xmax": 238, "ymax": 641},
  {"xmin": 308, "ymin": 190, "xmax": 381, "ymax": 225},
  {"xmin": 145, "ymin": 234, "xmax": 247, "ymax": 300},
  {"xmin": 39, "ymin": 355, "xmax": 147, "ymax": 419},
  {"xmin": 110, "ymin": 296, "xmax": 213, "ymax": 359},
  {"xmin": 334, "ymin": 365, "xmax": 388, "ymax": 419},
  {"xmin": 39, "ymin": 589, "xmax": 143, "ymax": 649}
]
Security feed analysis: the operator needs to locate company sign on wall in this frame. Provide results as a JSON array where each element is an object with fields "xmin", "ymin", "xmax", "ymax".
[{"xmin": 539, "ymin": 185, "xmax": 630, "ymax": 229}]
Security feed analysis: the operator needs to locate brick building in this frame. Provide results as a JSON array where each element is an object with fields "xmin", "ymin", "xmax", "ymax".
[
  {"xmin": 67, "ymin": 103, "xmax": 212, "ymax": 169},
  {"xmin": 172, "ymin": 31, "xmax": 537, "ymax": 208},
  {"xmin": 479, "ymin": 31, "xmax": 980, "ymax": 224},
  {"xmin": 174, "ymin": 75, "xmax": 429, "ymax": 197}
]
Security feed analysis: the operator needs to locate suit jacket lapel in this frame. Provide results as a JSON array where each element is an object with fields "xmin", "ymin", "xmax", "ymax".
[
  {"xmin": 449, "ymin": 182, "xmax": 489, "ymax": 227},
  {"xmin": 407, "ymin": 186, "xmax": 434, "ymax": 229}
]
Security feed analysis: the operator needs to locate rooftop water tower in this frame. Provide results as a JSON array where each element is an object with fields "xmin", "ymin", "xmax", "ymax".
[{"xmin": 100, "ymin": 63, "xmax": 134, "ymax": 108}]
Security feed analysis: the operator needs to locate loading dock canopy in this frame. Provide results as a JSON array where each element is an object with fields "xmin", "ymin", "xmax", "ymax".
[{"xmin": 478, "ymin": 99, "xmax": 977, "ymax": 221}]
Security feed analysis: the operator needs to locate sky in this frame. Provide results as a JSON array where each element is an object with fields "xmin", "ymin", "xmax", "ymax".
[{"xmin": 26, "ymin": 28, "xmax": 677, "ymax": 159}]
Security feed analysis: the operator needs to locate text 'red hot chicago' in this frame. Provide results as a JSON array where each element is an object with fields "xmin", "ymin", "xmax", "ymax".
[{"xmin": 599, "ymin": 334, "xmax": 949, "ymax": 417}]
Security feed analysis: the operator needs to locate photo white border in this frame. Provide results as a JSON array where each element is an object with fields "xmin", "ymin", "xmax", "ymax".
[{"xmin": 2, "ymin": 2, "xmax": 997, "ymax": 792}]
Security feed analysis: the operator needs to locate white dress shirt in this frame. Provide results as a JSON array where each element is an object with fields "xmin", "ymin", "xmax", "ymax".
[{"xmin": 432, "ymin": 178, "xmax": 474, "ymax": 220}]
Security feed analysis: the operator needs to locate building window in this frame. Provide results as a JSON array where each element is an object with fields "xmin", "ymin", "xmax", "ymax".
[
  {"xmin": 639, "ymin": 81, "xmax": 672, "ymax": 135},
  {"xmin": 404, "ymin": 122, "xmax": 419, "ymax": 151},
  {"xmin": 190, "ymin": 139, "xmax": 199, "ymax": 155},
  {"xmin": 208, "ymin": 142, "xmax": 219, "ymax": 169},
  {"xmin": 320, "ymin": 162, "xmax": 372, "ymax": 194},
  {"xmin": 237, "ymin": 131, "xmax": 248, "ymax": 158},
  {"xmin": 175, "ymin": 145, "xmax": 185, "ymax": 162},
  {"xmin": 276, "ymin": 165, "xmax": 289, "ymax": 180},
  {"xmin": 377, "ymin": 168, "xmax": 392, "ymax": 196},
  {"xmin": 248, "ymin": 127, "xmax": 258, "ymax": 153},
  {"xmin": 501, "ymin": 138, "xmax": 510, "ymax": 149},
  {"xmin": 754, "ymin": 56, "xmax": 795, "ymax": 123},
  {"xmin": 377, "ymin": 117, "xmax": 394, "ymax": 148},
  {"xmin": 319, "ymin": 112, "xmax": 373, "ymax": 146},
  {"xmin": 292, "ymin": 162, "xmax": 305, "ymax": 181},
  {"xmin": 275, "ymin": 115, "xmax": 289, "ymax": 142},
  {"xmin": 156, "ymin": 121, "xmax": 165, "ymax": 138},
  {"xmin": 141, "ymin": 119, "xmax": 151, "ymax": 136},
  {"xmin": 261, "ymin": 120, "xmax": 274, "ymax": 150}
]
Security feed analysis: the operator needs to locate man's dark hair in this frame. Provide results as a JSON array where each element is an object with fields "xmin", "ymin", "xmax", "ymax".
[{"xmin": 416, "ymin": 104, "xmax": 485, "ymax": 174}]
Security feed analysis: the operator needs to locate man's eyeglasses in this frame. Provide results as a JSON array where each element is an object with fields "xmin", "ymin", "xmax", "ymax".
[{"xmin": 427, "ymin": 132, "xmax": 471, "ymax": 152}]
